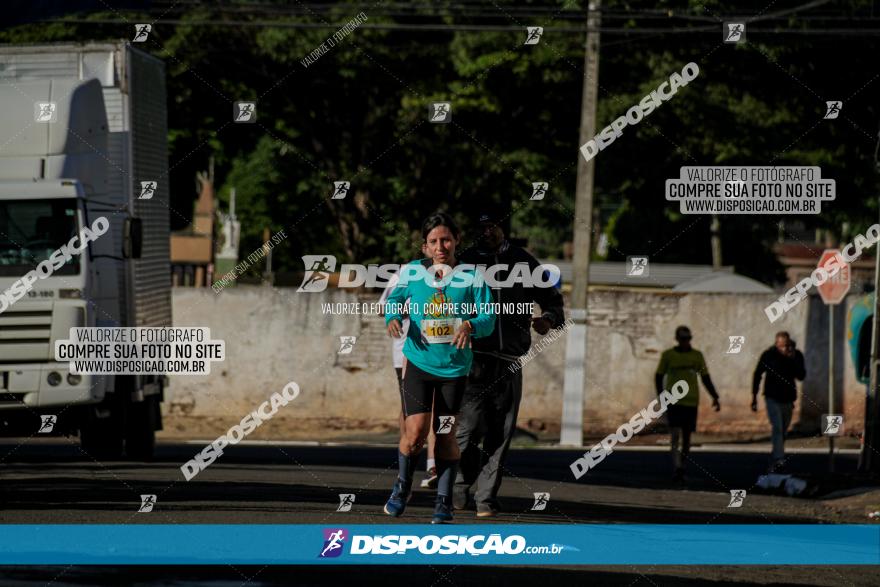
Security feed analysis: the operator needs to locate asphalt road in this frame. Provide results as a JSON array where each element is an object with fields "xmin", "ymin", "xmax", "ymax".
[
  {"xmin": 0, "ymin": 439, "xmax": 867, "ymax": 524},
  {"xmin": 0, "ymin": 440, "xmax": 877, "ymax": 586}
]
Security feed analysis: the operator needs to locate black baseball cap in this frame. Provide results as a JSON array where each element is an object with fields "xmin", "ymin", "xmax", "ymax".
[{"xmin": 474, "ymin": 208, "xmax": 510, "ymax": 233}]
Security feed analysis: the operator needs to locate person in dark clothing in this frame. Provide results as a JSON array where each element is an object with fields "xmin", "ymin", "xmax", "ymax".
[
  {"xmin": 452, "ymin": 211, "xmax": 566, "ymax": 517},
  {"xmin": 752, "ymin": 331, "xmax": 806, "ymax": 472}
]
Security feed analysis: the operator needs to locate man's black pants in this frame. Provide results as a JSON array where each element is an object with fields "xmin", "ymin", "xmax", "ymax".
[{"xmin": 454, "ymin": 353, "xmax": 522, "ymax": 508}]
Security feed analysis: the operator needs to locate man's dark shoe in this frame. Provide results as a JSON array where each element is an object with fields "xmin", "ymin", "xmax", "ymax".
[
  {"xmin": 476, "ymin": 503, "xmax": 498, "ymax": 518},
  {"xmin": 672, "ymin": 467, "xmax": 685, "ymax": 484},
  {"xmin": 431, "ymin": 494, "xmax": 454, "ymax": 524},
  {"xmin": 383, "ymin": 478, "xmax": 412, "ymax": 517}
]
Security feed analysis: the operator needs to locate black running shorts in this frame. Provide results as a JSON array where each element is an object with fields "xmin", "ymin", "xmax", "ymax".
[
  {"xmin": 400, "ymin": 361, "xmax": 467, "ymax": 417},
  {"xmin": 666, "ymin": 404, "xmax": 698, "ymax": 432}
]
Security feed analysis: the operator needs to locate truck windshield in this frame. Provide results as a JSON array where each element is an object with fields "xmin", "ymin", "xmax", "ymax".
[{"xmin": 0, "ymin": 199, "xmax": 81, "ymax": 276}]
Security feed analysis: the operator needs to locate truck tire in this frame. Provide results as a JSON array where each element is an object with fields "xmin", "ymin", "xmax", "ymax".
[
  {"xmin": 125, "ymin": 394, "xmax": 158, "ymax": 461},
  {"xmin": 80, "ymin": 405, "xmax": 124, "ymax": 459}
]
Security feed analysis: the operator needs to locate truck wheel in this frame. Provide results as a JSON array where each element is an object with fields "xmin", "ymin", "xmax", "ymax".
[
  {"xmin": 125, "ymin": 395, "xmax": 158, "ymax": 461},
  {"xmin": 80, "ymin": 408, "xmax": 124, "ymax": 460}
]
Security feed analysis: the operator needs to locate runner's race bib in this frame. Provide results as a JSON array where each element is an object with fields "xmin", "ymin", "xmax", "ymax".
[{"xmin": 422, "ymin": 318, "xmax": 462, "ymax": 344}]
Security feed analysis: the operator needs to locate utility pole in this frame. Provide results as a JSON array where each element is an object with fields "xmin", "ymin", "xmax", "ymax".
[
  {"xmin": 710, "ymin": 215, "xmax": 722, "ymax": 269},
  {"xmin": 262, "ymin": 227, "xmax": 274, "ymax": 285},
  {"xmin": 561, "ymin": 0, "xmax": 601, "ymax": 446},
  {"xmin": 859, "ymin": 124, "xmax": 880, "ymax": 473}
]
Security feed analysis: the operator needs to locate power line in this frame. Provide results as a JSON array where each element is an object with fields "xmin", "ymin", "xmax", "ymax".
[
  {"xmin": 50, "ymin": 18, "xmax": 880, "ymax": 35},
  {"xmin": 136, "ymin": 5, "xmax": 720, "ymax": 22},
  {"xmin": 150, "ymin": 0, "xmax": 856, "ymax": 19},
  {"xmin": 54, "ymin": 0, "xmax": 874, "ymax": 25}
]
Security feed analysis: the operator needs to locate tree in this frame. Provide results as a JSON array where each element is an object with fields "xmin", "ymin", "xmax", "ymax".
[{"xmin": 2, "ymin": 0, "xmax": 876, "ymax": 284}]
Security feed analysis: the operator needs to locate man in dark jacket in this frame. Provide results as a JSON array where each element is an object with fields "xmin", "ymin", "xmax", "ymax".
[
  {"xmin": 752, "ymin": 331, "xmax": 807, "ymax": 472},
  {"xmin": 452, "ymin": 211, "xmax": 566, "ymax": 517}
]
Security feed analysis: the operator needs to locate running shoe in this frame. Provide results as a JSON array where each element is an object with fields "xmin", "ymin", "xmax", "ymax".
[
  {"xmin": 420, "ymin": 467, "xmax": 438, "ymax": 489},
  {"xmin": 672, "ymin": 467, "xmax": 686, "ymax": 485},
  {"xmin": 431, "ymin": 495, "xmax": 454, "ymax": 524},
  {"xmin": 383, "ymin": 478, "xmax": 412, "ymax": 517},
  {"xmin": 476, "ymin": 503, "xmax": 498, "ymax": 518}
]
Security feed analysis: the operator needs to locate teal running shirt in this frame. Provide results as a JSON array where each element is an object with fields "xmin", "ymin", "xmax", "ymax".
[{"xmin": 384, "ymin": 260, "xmax": 496, "ymax": 378}]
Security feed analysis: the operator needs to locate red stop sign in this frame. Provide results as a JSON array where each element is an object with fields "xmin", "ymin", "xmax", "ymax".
[{"xmin": 817, "ymin": 249, "xmax": 851, "ymax": 305}]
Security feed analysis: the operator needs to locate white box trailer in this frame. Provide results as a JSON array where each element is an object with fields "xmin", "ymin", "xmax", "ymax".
[{"xmin": 0, "ymin": 42, "xmax": 171, "ymax": 458}]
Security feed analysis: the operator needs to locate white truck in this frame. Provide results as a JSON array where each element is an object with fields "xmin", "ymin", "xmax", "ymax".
[{"xmin": 0, "ymin": 42, "xmax": 171, "ymax": 459}]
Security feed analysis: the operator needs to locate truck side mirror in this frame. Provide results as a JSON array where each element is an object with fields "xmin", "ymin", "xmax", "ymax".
[{"xmin": 123, "ymin": 217, "xmax": 143, "ymax": 259}]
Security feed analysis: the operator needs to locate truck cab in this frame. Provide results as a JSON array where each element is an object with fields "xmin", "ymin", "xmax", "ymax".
[
  {"xmin": 0, "ymin": 44, "xmax": 171, "ymax": 459},
  {"xmin": 0, "ymin": 180, "xmax": 106, "ymax": 411}
]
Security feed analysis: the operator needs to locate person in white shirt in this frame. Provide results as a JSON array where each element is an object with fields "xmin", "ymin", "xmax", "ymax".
[{"xmin": 378, "ymin": 258, "xmax": 437, "ymax": 489}]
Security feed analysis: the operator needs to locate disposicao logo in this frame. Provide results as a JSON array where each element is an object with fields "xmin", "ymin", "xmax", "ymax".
[
  {"xmin": 318, "ymin": 531, "xmax": 561, "ymax": 557},
  {"xmin": 319, "ymin": 528, "xmax": 348, "ymax": 558},
  {"xmin": 297, "ymin": 256, "xmax": 560, "ymax": 291}
]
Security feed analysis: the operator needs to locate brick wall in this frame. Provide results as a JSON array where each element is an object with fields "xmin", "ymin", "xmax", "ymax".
[{"xmin": 167, "ymin": 286, "xmax": 865, "ymax": 438}]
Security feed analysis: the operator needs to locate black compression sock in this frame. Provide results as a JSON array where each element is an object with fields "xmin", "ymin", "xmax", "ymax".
[
  {"xmin": 398, "ymin": 450, "xmax": 416, "ymax": 489},
  {"xmin": 435, "ymin": 459, "xmax": 459, "ymax": 498}
]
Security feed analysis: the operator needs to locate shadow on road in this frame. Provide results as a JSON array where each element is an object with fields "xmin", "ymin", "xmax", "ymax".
[{"xmin": 0, "ymin": 476, "xmax": 818, "ymax": 523}]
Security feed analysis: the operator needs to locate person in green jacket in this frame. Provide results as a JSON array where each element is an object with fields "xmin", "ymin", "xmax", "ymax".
[
  {"xmin": 655, "ymin": 325, "xmax": 721, "ymax": 483},
  {"xmin": 384, "ymin": 211, "xmax": 496, "ymax": 523}
]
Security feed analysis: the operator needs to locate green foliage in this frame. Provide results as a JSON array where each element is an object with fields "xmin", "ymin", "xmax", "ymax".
[{"xmin": 1, "ymin": 0, "xmax": 877, "ymax": 283}]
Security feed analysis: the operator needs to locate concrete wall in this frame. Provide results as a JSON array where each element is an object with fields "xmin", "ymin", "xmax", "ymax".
[{"xmin": 166, "ymin": 287, "xmax": 865, "ymax": 437}]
